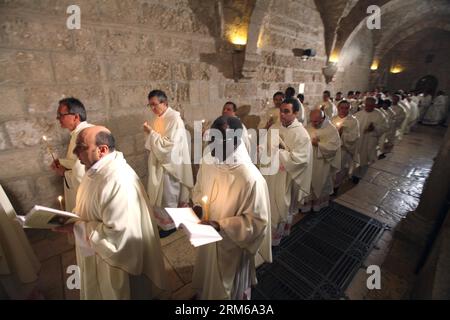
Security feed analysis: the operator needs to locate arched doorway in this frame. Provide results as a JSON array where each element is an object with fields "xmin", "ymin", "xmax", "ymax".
[{"xmin": 415, "ymin": 75, "xmax": 438, "ymax": 95}]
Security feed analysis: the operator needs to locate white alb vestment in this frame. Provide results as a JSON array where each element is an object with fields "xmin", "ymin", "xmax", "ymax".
[
  {"xmin": 263, "ymin": 119, "xmax": 312, "ymax": 245},
  {"xmin": 192, "ymin": 144, "xmax": 271, "ymax": 300},
  {"xmin": 331, "ymin": 115, "xmax": 360, "ymax": 180},
  {"xmin": 354, "ymin": 109, "xmax": 388, "ymax": 177},
  {"xmin": 145, "ymin": 107, "xmax": 194, "ymax": 211},
  {"xmin": 73, "ymin": 151, "xmax": 170, "ymax": 299},
  {"xmin": 306, "ymin": 119, "xmax": 341, "ymax": 200}
]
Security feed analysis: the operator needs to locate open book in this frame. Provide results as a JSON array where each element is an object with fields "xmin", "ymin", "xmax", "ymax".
[
  {"xmin": 164, "ymin": 208, "xmax": 222, "ymax": 247},
  {"xmin": 17, "ymin": 205, "xmax": 80, "ymax": 229}
]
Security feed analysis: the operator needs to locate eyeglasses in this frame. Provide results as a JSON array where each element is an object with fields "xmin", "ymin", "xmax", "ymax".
[{"xmin": 56, "ymin": 112, "xmax": 75, "ymax": 120}]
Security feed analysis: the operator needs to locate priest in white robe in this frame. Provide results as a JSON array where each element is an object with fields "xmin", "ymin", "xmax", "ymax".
[
  {"xmin": 302, "ymin": 110, "xmax": 341, "ymax": 212},
  {"xmin": 318, "ymin": 90, "xmax": 337, "ymax": 119},
  {"xmin": 391, "ymin": 95, "xmax": 408, "ymax": 140},
  {"xmin": 143, "ymin": 90, "xmax": 194, "ymax": 233},
  {"xmin": 263, "ymin": 98, "xmax": 312, "ymax": 245},
  {"xmin": 418, "ymin": 90, "xmax": 433, "ymax": 122},
  {"xmin": 0, "ymin": 185, "xmax": 40, "ymax": 299},
  {"xmin": 331, "ymin": 101, "xmax": 360, "ymax": 189},
  {"xmin": 192, "ymin": 116, "xmax": 270, "ymax": 300},
  {"xmin": 353, "ymin": 97, "xmax": 389, "ymax": 180},
  {"xmin": 51, "ymin": 98, "xmax": 93, "ymax": 212},
  {"xmin": 406, "ymin": 94, "xmax": 420, "ymax": 130},
  {"xmin": 422, "ymin": 91, "xmax": 448, "ymax": 125},
  {"xmin": 221, "ymin": 101, "xmax": 252, "ymax": 153},
  {"xmin": 258, "ymin": 91, "xmax": 284, "ymax": 129},
  {"xmin": 380, "ymin": 99, "xmax": 397, "ymax": 153},
  {"xmin": 56, "ymin": 126, "xmax": 170, "ymax": 300}
]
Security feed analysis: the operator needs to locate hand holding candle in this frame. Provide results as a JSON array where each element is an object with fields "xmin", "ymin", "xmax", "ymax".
[{"xmin": 42, "ymin": 135, "xmax": 56, "ymax": 162}]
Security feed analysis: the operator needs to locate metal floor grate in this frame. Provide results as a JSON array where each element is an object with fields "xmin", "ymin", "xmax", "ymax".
[{"xmin": 252, "ymin": 202, "xmax": 388, "ymax": 300}]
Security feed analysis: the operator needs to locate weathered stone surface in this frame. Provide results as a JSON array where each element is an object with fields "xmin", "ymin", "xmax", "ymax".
[
  {"xmin": 109, "ymin": 85, "xmax": 149, "ymax": 110},
  {"xmin": 4, "ymin": 118, "xmax": 62, "ymax": 148},
  {"xmin": 155, "ymin": 37, "xmax": 193, "ymax": 58},
  {"xmin": 96, "ymin": 28, "xmax": 154, "ymax": 55},
  {"xmin": 257, "ymin": 66, "xmax": 285, "ymax": 82},
  {"xmin": 106, "ymin": 57, "xmax": 170, "ymax": 81},
  {"xmin": 224, "ymin": 83, "xmax": 258, "ymax": 98},
  {"xmin": 0, "ymin": 16, "xmax": 73, "ymax": 51},
  {"xmin": 0, "ymin": 50, "xmax": 53, "ymax": 84},
  {"xmin": 115, "ymin": 135, "xmax": 135, "ymax": 156},
  {"xmin": 25, "ymin": 86, "xmax": 106, "ymax": 114},
  {"xmin": 0, "ymin": 148, "xmax": 44, "ymax": 179},
  {"xmin": 0, "ymin": 86, "xmax": 24, "ymax": 118},
  {"xmin": 35, "ymin": 175, "xmax": 64, "ymax": 203},
  {"xmin": 0, "ymin": 128, "xmax": 10, "ymax": 150},
  {"xmin": 52, "ymin": 53, "xmax": 102, "ymax": 84}
]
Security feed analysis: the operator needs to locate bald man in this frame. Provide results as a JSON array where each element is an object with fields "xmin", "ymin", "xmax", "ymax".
[
  {"xmin": 302, "ymin": 109, "xmax": 341, "ymax": 212},
  {"xmin": 55, "ymin": 126, "xmax": 169, "ymax": 299}
]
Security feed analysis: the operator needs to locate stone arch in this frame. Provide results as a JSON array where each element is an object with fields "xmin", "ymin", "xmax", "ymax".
[
  {"xmin": 240, "ymin": 0, "xmax": 273, "ymax": 80},
  {"xmin": 374, "ymin": 20, "xmax": 450, "ymax": 61}
]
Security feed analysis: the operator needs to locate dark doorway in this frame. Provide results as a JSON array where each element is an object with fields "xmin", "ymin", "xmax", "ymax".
[{"xmin": 415, "ymin": 75, "xmax": 438, "ymax": 95}]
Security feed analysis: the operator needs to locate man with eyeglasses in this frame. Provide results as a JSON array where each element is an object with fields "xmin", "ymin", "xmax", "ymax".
[
  {"xmin": 50, "ymin": 97, "xmax": 93, "ymax": 212},
  {"xmin": 143, "ymin": 90, "xmax": 194, "ymax": 238},
  {"xmin": 263, "ymin": 98, "xmax": 313, "ymax": 246},
  {"xmin": 54, "ymin": 126, "xmax": 170, "ymax": 299}
]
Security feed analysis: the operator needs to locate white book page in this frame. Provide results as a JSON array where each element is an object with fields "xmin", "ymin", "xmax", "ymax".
[
  {"xmin": 24, "ymin": 205, "xmax": 80, "ymax": 229},
  {"xmin": 164, "ymin": 207, "xmax": 200, "ymax": 228},
  {"xmin": 165, "ymin": 207, "xmax": 222, "ymax": 247}
]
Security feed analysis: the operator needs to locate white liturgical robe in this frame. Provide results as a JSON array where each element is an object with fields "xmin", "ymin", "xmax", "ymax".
[
  {"xmin": 423, "ymin": 94, "xmax": 448, "ymax": 125},
  {"xmin": 331, "ymin": 115, "xmax": 360, "ymax": 171},
  {"xmin": 145, "ymin": 107, "xmax": 194, "ymax": 209},
  {"xmin": 354, "ymin": 109, "xmax": 388, "ymax": 167},
  {"xmin": 58, "ymin": 121, "xmax": 93, "ymax": 212},
  {"xmin": 263, "ymin": 119, "xmax": 312, "ymax": 245},
  {"xmin": 0, "ymin": 185, "xmax": 40, "ymax": 299},
  {"xmin": 73, "ymin": 151, "xmax": 170, "ymax": 299},
  {"xmin": 306, "ymin": 119, "xmax": 341, "ymax": 199},
  {"xmin": 192, "ymin": 144, "xmax": 271, "ymax": 300}
]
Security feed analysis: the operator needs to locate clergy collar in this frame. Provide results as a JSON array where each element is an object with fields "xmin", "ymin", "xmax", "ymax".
[
  {"xmin": 282, "ymin": 118, "xmax": 299, "ymax": 128},
  {"xmin": 87, "ymin": 151, "xmax": 117, "ymax": 175},
  {"xmin": 71, "ymin": 121, "xmax": 90, "ymax": 135}
]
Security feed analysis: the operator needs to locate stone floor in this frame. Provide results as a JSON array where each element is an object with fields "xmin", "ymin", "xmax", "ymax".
[{"xmin": 27, "ymin": 124, "xmax": 446, "ymax": 300}]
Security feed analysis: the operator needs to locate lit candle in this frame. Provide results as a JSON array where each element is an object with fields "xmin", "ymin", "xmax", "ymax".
[
  {"xmin": 201, "ymin": 119, "xmax": 206, "ymax": 124},
  {"xmin": 42, "ymin": 135, "xmax": 57, "ymax": 162},
  {"xmin": 57, "ymin": 195, "xmax": 64, "ymax": 211},
  {"xmin": 201, "ymin": 195, "xmax": 209, "ymax": 221}
]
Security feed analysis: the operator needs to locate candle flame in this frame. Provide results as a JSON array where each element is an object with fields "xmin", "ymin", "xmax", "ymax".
[
  {"xmin": 58, "ymin": 195, "xmax": 63, "ymax": 202},
  {"xmin": 42, "ymin": 135, "xmax": 47, "ymax": 141},
  {"xmin": 202, "ymin": 195, "xmax": 208, "ymax": 204}
]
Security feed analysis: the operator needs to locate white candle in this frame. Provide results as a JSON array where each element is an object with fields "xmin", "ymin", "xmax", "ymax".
[
  {"xmin": 201, "ymin": 195, "xmax": 209, "ymax": 221},
  {"xmin": 57, "ymin": 195, "xmax": 64, "ymax": 211}
]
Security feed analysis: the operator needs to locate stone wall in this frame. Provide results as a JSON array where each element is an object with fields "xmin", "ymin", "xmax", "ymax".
[
  {"xmin": 373, "ymin": 29, "xmax": 450, "ymax": 93},
  {"xmin": 0, "ymin": 0, "xmax": 371, "ymax": 213}
]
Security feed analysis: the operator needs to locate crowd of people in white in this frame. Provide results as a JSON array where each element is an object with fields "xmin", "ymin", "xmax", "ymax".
[{"xmin": 1, "ymin": 87, "xmax": 448, "ymax": 301}]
